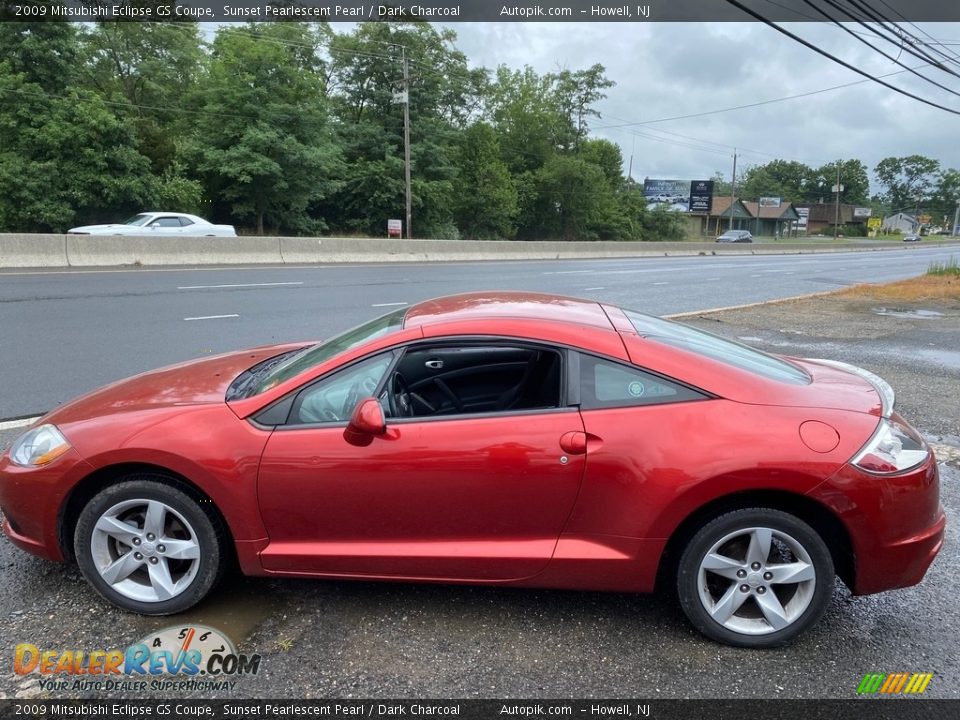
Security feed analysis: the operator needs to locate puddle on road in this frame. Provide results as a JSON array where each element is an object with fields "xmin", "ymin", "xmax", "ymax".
[
  {"xmin": 872, "ymin": 307, "xmax": 944, "ymax": 319},
  {"xmin": 140, "ymin": 577, "xmax": 281, "ymax": 647}
]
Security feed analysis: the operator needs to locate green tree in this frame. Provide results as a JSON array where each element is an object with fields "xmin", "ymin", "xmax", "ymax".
[
  {"xmin": 874, "ymin": 155, "xmax": 941, "ymax": 212},
  {"xmin": 191, "ymin": 23, "xmax": 341, "ymax": 234},
  {"xmin": 0, "ymin": 23, "xmax": 154, "ymax": 231},
  {"xmin": 79, "ymin": 22, "xmax": 206, "ymax": 177},
  {"xmin": 738, "ymin": 159, "xmax": 814, "ymax": 203},
  {"xmin": 325, "ymin": 22, "xmax": 482, "ymax": 237},
  {"xmin": 808, "ymin": 159, "xmax": 869, "ymax": 205},
  {"xmin": 452, "ymin": 122, "xmax": 518, "ymax": 239}
]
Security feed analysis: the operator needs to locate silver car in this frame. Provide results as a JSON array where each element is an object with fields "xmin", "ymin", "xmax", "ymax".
[{"xmin": 715, "ymin": 230, "xmax": 753, "ymax": 243}]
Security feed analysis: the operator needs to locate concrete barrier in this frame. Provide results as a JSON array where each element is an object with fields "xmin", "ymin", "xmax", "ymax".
[
  {"xmin": 0, "ymin": 233, "xmax": 954, "ymax": 269},
  {"xmin": 65, "ymin": 234, "xmax": 284, "ymax": 267},
  {"xmin": 0, "ymin": 234, "xmax": 68, "ymax": 268}
]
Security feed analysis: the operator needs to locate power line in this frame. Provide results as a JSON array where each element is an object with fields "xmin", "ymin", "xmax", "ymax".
[
  {"xmin": 722, "ymin": 0, "xmax": 960, "ymax": 116},
  {"xmin": 798, "ymin": 0, "xmax": 960, "ymax": 97},
  {"xmin": 591, "ymin": 63, "xmax": 925, "ymax": 131}
]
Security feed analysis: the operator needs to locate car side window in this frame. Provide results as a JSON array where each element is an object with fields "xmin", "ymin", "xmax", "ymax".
[
  {"xmin": 151, "ymin": 217, "xmax": 182, "ymax": 227},
  {"xmin": 290, "ymin": 353, "xmax": 394, "ymax": 425},
  {"xmin": 579, "ymin": 353, "xmax": 705, "ymax": 409},
  {"xmin": 387, "ymin": 344, "xmax": 564, "ymax": 420},
  {"xmin": 178, "ymin": 217, "xmax": 195, "ymax": 226}
]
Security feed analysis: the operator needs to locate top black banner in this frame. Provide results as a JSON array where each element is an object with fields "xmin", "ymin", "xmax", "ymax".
[{"xmin": 4, "ymin": 0, "xmax": 960, "ymax": 22}]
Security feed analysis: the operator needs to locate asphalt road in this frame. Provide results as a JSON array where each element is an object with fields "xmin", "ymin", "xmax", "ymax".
[{"xmin": 2, "ymin": 245, "xmax": 959, "ymax": 419}]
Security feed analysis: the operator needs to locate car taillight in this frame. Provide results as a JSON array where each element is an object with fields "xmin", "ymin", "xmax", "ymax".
[{"xmin": 852, "ymin": 418, "xmax": 929, "ymax": 474}]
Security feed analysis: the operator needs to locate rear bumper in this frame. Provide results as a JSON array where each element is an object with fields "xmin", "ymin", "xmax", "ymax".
[{"xmin": 808, "ymin": 453, "xmax": 944, "ymax": 595}]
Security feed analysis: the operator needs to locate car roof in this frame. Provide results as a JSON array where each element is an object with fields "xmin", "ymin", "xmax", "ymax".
[{"xmin": 402, "ymin": 291, "xmax": 615, "ymax": 331}]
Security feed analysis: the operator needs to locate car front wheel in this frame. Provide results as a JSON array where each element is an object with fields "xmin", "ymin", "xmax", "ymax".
[
  {"xmin": 676, "ymin": 508, "xmax": 834, "ymax": 647},
  {"xmin": 74, "ymin": 477, "xmax": 225, "ymax": 615}
]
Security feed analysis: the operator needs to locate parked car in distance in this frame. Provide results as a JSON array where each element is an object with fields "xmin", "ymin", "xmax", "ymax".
[
  {"xmin": 68, "ymin": 213, "xmax": 236, "ymax": 237},
  {"xmin": 716, "ymin": 230, "xmax": 753, "ymax": 243},
  {"xmin": 903, "ymin": 233, "xmax": 922, "ymax": 242},
  {"xmin": 0, "ymin": 292, "xmax": 943, "ymax": 648}
]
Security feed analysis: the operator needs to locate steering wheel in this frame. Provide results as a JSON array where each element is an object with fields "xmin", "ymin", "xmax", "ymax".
[{"xmin": 391, "ymin": 373, "xmax": 414, "ymax": 417}]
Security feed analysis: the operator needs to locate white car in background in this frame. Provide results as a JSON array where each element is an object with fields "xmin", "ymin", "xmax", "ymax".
[{"xmin": 68, "ymin": 212, "xmax": 236, "ymax": 237}]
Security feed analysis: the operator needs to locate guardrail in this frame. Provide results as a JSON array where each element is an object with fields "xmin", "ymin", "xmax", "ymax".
[{"xmin": 0, "ymin": 233, "xmax": 949, "ymax": 269}]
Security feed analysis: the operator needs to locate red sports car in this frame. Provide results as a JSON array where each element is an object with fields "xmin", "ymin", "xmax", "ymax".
[{"xmin": 0, "ymin": 292, "xmax": 944, "ymax": 647}]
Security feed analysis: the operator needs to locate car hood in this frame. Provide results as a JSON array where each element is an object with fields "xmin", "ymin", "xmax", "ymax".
[
  {"xmin": 68, "ymin": 224, "xmax": 140, "ymax": 233},
  {"xmin": 41, "ymin": 343, "xmax": 305, "ymax": 425}
]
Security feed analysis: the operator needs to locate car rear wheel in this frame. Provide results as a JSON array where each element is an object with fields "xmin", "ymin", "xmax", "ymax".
[
  {"xmin": 676, "ymin": 508, "xmax": 834, "ymax": 647},
  {"xmin": 74, "ymin": 477, "xmax": 225, "ymax": 615}
]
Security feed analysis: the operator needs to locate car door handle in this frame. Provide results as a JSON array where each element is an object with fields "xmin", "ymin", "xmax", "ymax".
[
  {"xmin": 425, "ymin": 359, "xmax": 444, "ymax": 370},
  {"xmin": 559, "ymin": 431, "xmax": 587, "ymax": 455}
]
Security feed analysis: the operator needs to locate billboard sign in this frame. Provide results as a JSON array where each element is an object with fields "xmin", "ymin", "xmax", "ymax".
[
  {"xmin": 853, "ymin": 207, "xmax": 872, "ymax": 218},
  {"xmin": 759, "ymin": 197, "xmax": 782, "ymax": 208},
  {"xmin": 688, "ymin": 180, "xmax": 714, "ymax": 213},
  {"xmin": 867, "ymin": 217, "xmax": 882, "ymax": 229},
  {"xmin": 796, "ymin": 207, "xmax": 809, "ymax": 229},
  {"xmin": 643, "ymin": 179, "xmax": 690, "ymax": 209},
  {"xmin": 387, "ymin": 219, "xmax": 402, "ymax": 238}
]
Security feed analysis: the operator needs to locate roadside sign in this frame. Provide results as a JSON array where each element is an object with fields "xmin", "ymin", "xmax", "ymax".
[
  {"xmin": 387, "ymin": 219, "xmax": 402, "ymax": 238},
  {"xmin": 866, "ymin": 217, "xmax": 881, "ymax": 229}
]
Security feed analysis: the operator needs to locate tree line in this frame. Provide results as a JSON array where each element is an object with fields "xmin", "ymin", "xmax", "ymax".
[
  {"xmin": 3, "ymin": 22, "xmax": 957, "ymax": 239},
  {"xmin": 0, "ymin": 21, "xmax": 686, "ymax": 240},
  {"xmin": 734, "ymin": 155, "xmax": 959, "ymax": 224}
]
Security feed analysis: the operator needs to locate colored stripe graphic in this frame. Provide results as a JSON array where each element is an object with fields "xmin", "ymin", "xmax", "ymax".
[{"xmin": 857, "ymin": 673, "xmax": 933, "ymax": 695}]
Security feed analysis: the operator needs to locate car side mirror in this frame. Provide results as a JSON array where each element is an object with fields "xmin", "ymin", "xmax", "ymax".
[{"xmin": 343, "ymin": 398, "xmax": 386, "ymax": 446}]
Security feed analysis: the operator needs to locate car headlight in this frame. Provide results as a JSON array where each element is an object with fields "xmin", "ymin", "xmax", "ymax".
[
  {"xmin": 9, "ymin": 424, "xmax": 72, "ymax": 468},
  {"xmin": 851, "ymin": 418, "xmax": 929, "ymax": 474}
]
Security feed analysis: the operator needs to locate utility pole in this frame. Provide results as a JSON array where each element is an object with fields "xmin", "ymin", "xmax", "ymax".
[
  {"xmin": 834, "ymin": 159, "xmax": 841, "ymax": 241},
  {"xmin": 953, "ymin": 200, "xmax": 960, "ymax": 236},
  {"xmin": 729, "ymin": 148, "xmax": 737, "ymax": 231},
  {"xmin": 402, "ymin": 47, "xmax": 412, "ymax": 240}
]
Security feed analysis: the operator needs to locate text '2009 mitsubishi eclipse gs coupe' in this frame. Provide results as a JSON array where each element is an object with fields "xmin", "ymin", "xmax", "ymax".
[{"xmin": 0, "ymin": 292, "xmax": 944, "ymax": 647}]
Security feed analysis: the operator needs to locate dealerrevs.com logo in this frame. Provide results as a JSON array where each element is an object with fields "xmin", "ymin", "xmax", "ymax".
[
  {"xmin": 14, "ymin": 624, "xmax": 260, "ymax": 693},
  {"xmin": 857, "ymin": 673, "xmax": 934, "ymax": 695}
]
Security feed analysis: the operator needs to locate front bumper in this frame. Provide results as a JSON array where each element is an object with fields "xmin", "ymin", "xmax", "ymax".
[
  {"xmin": 0, "ymin": 448, "xmax": 94, "ymax": 563},
  {"xmin": 808, "ymin": 450, "xmax": 945, "ymax": 595}
]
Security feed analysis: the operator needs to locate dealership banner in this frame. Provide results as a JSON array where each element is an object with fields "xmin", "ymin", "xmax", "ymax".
[
  {"xmin": 759, "ymin": 197, "xmax": 782, "ymax": 208},
  {"xmin": 688, "ymin": 180, "xmax": 714, "ymax": 213},
  {"xmin": 853, "ymin": 207, "xmax": 872, "ymax": 218}
]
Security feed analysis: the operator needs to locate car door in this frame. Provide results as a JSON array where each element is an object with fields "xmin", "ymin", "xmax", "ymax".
[{"xmin": 256, "ymin": 342, "xmax": 586, "ymax": 581}]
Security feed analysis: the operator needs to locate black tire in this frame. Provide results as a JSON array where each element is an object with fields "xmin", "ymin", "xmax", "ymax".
[
  {"xmin": 74, "ymin": 475, "xmax": 225, "ymax": 615},
  {"xmin": 676, "ymin": 508, "xmax": 834, "ymax": 648}
]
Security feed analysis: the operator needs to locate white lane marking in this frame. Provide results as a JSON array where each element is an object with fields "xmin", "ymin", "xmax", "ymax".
[
  {"xmin": 542, "ymin": 270, "xmax": 595, "ymax": 275},
  {"xmin": 653, "ymin": 281, "xmax": 668, "ymax": 285},
  {"xmin": 705, "ymin": 277, "xmax": 720, "ymax": 281},
  {"xmin": 584, "ymin": 286, "xmax": 605, "ymax": 291},
  {"xmin": 371, "ymin": 302, "xmax": 408, "ymax": 307},
  {"xmin": 177, "ymin": 281, "xmax": 304, "ymax": 290},
  {"xmin": 0, "ymin": 417, "xmax": 41, "ymax": 431},
  {"xmin": 750, "ymin": 274, "xmax": 762, "ymax": 277},
  {"xmin": 183, "ymin": 314, "xmax": 239, "ymax": 321}
]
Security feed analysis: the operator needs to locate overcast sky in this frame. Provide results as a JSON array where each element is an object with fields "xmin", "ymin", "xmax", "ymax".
[{"xmin": 440, "ymin": 22, "xmax": 960, "ymax": 194}]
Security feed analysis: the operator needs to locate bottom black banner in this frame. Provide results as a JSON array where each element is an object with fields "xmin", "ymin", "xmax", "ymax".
[{"xmin": 0, "ymin": 700, "xmax": 957, "ymax": 720}]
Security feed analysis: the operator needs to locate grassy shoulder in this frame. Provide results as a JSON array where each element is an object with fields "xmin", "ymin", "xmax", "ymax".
[{"xmin": 837, "ymin": 258, "xmax": 960, "ymax": 302}]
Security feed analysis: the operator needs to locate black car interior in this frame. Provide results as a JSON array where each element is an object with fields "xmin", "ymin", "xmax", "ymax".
[{"xmin": 385, "ymin": 345, "xmax": 563, "ymax": 418}]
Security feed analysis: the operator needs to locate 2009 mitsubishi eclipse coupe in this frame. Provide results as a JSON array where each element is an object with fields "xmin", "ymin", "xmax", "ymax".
[{"xmin": 0, "ymin": 292, "xmax": 944, "ymax": 647}]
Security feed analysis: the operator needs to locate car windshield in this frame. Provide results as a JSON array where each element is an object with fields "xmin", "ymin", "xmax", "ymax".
[
  {"xmin": 248, "ymin": 308, "xmax": 407, "ymax": 396},
  {"xmin": 623, "ymin": 309, "xmax": 810, "ymax": 384},
  {"xmin": 122, "ymin": 214, "xmax": 151, "ymax": 226}
]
